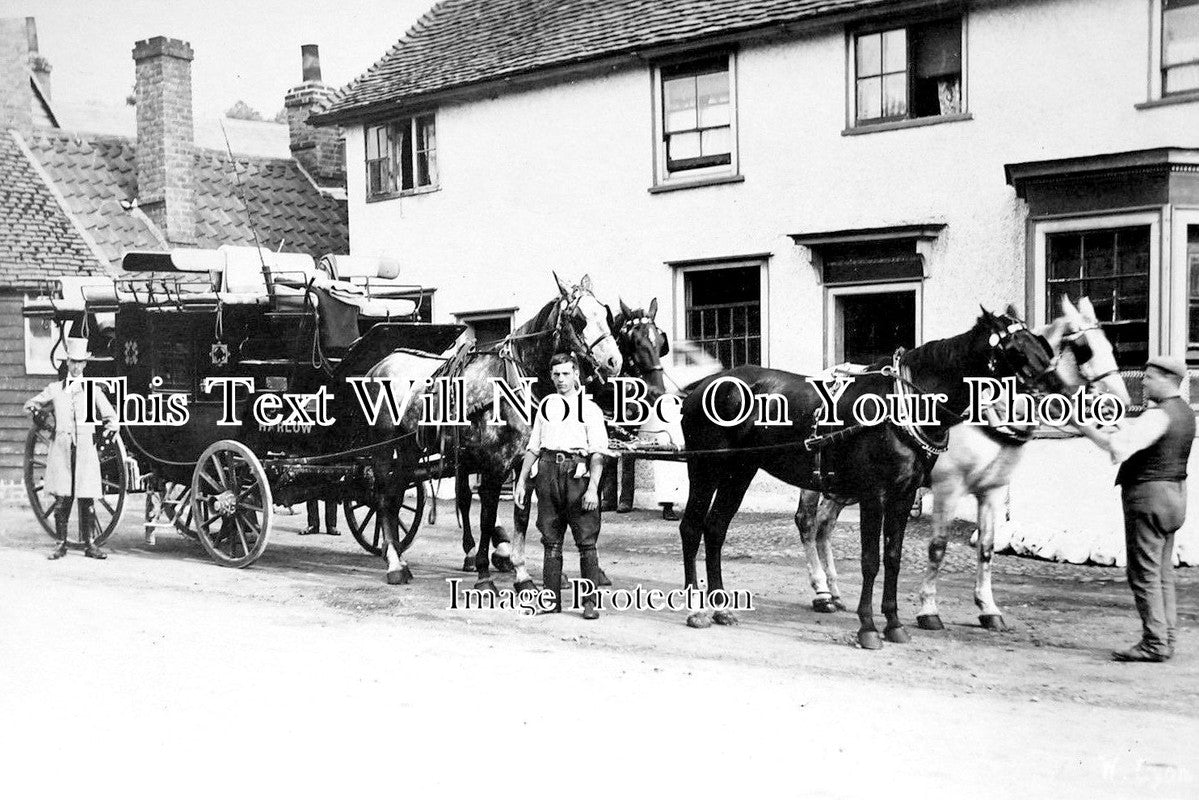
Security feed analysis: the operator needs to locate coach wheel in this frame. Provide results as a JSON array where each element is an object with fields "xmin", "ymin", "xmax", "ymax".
[
  {"xmin": 344, "ymin": 482, "xmax": 426, "ymax": 557},
  {"xmin": 24, "ymin": 424, "xmax": 128, "ymax": 548},
  {"xmin": 191, "ymin": 440, "xmax": 273, "ymax": 568},
  {"xmin": 164, "ymin": 481, "xmax": 198, "ymax": 538}
]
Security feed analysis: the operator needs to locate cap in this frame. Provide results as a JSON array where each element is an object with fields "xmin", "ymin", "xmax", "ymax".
[{"xmin": 1145, "ymin": 354, "xmax": 1188, "ymax": 379}]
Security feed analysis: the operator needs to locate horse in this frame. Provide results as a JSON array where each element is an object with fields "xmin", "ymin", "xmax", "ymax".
[
  {"xmin": 796, "ymin": 297, "xmax": 1130, "ymax": 631},
  {"xmin": 605, "ymin": 298, "xmax": 687, "ymax": 518},
  {"xmin": 677, "ymin": 308, "xmax": 1062, "ymax": 649},
  {"xmin": 448, "ymin": 273, "xmax": 623, "ymax": 591}
]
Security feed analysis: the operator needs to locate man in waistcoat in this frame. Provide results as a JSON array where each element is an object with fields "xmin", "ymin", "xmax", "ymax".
[
  {"xmin": 515, "ymin": 353, "xmax": 609, "ymax": 619},
  {"xmin": 24, "ymin": 338, "xmax": 120, "ymax": 560},
  {"xmin": 1077, "ymin": 355, "xmax": 1195, "ymax": 662}
]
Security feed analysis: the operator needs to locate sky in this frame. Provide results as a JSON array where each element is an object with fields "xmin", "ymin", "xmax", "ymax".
[{"xmin": 0, "ymin": 0, "xmax": 433, "ymax": 118}]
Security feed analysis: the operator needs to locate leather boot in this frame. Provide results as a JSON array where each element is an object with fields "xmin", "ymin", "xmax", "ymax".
[
  {"xmin": 580, "ymin": 548, "xmax": 601, "ymax": 619},
  {"xmin": 80, "ymin": 500, "xmax": 106, "ymax": 560},
  {"xmin": 617, "ymin": 457, "xmax": 634, "ymax": 513},
  {"xmin": 539, "ymin": 546, "xmax": 562, "ymax": 614},
  {"xmin": 48, "ymin": 502, "xmax": 69, "ymax": 560},
  {"xmin": 660, "ymin": 503, "xmax": 680, "ymax": 521}
]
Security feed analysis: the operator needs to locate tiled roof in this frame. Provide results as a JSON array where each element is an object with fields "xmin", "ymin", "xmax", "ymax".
[
  {"xmin": 0, "ymin": 130, "xmax": 104, "ymax": 291},
  {"xmin": 24, "ymin": 128, "xmax": 349, "ymax": 265},
  {"xmin": 317, "ymin": 0, "xmax": 906, "ymax": 121}
]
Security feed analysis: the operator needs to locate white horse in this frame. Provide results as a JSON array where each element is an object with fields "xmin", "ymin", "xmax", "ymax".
[{"xmin": 797, "ymin": 297, "xmax": 1131, "ymax": 631}]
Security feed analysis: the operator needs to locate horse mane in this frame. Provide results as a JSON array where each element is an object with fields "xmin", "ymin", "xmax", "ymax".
[{"xmin": 900, "ymin": 319, "xmax": 985, "ymax": 376}]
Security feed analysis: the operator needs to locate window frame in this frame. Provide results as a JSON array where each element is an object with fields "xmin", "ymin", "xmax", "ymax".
[
  {"xmin": 846, "ymin": 14, "xmax": 969, "ymax": 131},
  {"xmin": 824, "ymin": 281, "xmax": 923, "ymax": 368},
  {"xmin": 1030, "ymin": 211, "xmax": 1163, "ymax": 367},
  {"xmin": 453, "ymin": 308, "xmax": 517, "ymax": 348},
  {"xmin": 1146, "ymin": 0, "xmax": 1199, "ymax": 104},
  {"xmin": 364, "ymin": 113, "xmax": 439, "ymax": 201},
  {"xmin": 652, "ymin": 51, "xmax": 740, "ymax": 188},
  {"xmin": 23, "ymin": 307, "xmax": 65, "ymax": 376},
  {"xmin": 670, "ymin": 257, "xmax": 769, "ymax": 368}
]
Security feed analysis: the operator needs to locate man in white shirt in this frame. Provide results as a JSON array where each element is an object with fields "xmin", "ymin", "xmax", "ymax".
[
  {"xmin": 515, "ymin": 353, "xmax": 609, "ymax": 618},
  {"xmin": 1077, "ymin": 354, "xmax": 1195, "ymax": 662}
]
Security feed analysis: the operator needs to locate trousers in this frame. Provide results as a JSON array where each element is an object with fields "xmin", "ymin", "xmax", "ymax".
[{"xmin": 1121, "ymin": 480, "xmax": 1185, "ymax": 654}]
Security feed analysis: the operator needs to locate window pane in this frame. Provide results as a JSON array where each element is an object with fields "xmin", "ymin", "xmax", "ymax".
[
  {"xmin": 856, "ymin": 33, "xmax": 882, "ymax": 76},
  {"xmin": 912, "ymin": 18, "xmax": 961, "ymax": 78},
  {"xmin": 700, "ymin": 127, "xmax": 731, "ymax": 157},
  {"xmin": 856, "ymin": 76, "xmax": 882, "ymax": 120},
  {"xmin": 399, "ymin": 121, "xmax": 414, "ymax": 190},
  {"xmin": 417, "ymin": 116, "xmax": 436, "ymax": 152},
  {"xmin": 1164, "ymin": 2, "xmax": 1199, "ymax": 66},
  {"xmin": 1166, "ymin": 63, "xmax": 1199, "ymax": 94},
  {"xmin": 366, "ymin": 125, "xmax": 381, "ymax": 159},
  {"xmin": 882, "ymin": 28, "xmax": 907, "ymax": 73},
  {"xmin": 668, "ymin": 131, "xmax": 701, "ymax": 161},
  {"xmin": 696, "ymin": 71, "xmax": 730, "ymax": 127},
  {"xmin": 664, "ymin": 76, "xmax": 698, "ymax": 133},
  {"xmin": 882, "ymin": 73, "xmax": 908, "ymax": 116}
]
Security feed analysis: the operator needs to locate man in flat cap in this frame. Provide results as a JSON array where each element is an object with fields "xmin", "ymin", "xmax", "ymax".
[
  {"xmin": 24, "ymin": 338, "xmax": 119, "ymax": 560},
  {"xmin": 1077, "ymin": 354, "xmax": 1195, "ymax": 662}
]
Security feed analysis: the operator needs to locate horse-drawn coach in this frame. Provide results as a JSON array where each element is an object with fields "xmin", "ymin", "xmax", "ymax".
[{"xmin": 23, "ymin": 246, "xmax": 462, "ymax": 572}]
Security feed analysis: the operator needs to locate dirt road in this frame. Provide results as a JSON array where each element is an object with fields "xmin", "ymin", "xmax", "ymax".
[{"xmin": 1, "ymin": 501, "xmax": 1196, "ymax": 799}]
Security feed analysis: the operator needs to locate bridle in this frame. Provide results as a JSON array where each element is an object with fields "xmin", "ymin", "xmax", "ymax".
[
  {"xmin": 1062, "ymin": 323, "xmax": 1118, "ymax": 385},
  {"xmin": 552, "ymin": 288, "xmax": 618, "ymax": 383},
  {"xmin": 618, "ymin": 315, "xmax": 664, "ymax": 377},
  {"xmin": 987, "ymin": 317, "xmax": 1058, "ymax": 394}
]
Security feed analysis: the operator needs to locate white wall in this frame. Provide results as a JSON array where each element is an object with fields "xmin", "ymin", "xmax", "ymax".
[{"xmin": 347, "ymin": 0, "xmax": 1188, "ymax": 372}]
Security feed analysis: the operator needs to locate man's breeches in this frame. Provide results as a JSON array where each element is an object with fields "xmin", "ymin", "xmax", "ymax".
[{"xmin": 535, "ymin": 458, "xmax": 600, "ymax": 551}]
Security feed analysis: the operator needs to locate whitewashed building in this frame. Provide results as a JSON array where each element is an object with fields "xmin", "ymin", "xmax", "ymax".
[{"xmin": 314, "ymin": 0, "xmax": 1199, "ymax": 560}]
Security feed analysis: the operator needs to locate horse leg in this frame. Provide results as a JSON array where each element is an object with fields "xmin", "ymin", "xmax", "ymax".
[
  {"xmin": 856, "ymin": 495, "xmax": 885, "ymax": 649},
  {"xmin": 457, "ymin": 470, "xmax": 476, "ymax": 572},
  {"xmin": 796, "ymin": 490, "xmax": 839, "ymax": 612},
  {"xmin": 917, "ymin": 482, "xmax": 964, "ymax": 631},
  {"xmin": 472, "ymin": 474, "xmax": 503, "ymax": 594},
  {"xmin": 380, "ymin": 493, "xmax": 411, "ymax": 585},
  {"xmin": 881, "ymin": 486, "xmax": 918, "ymax": 644},
  {"xmin": 974, "ymin": 487, "xmax": 1009, "ymax": 631},
  {"xmin": 698, "ymin": 466, "xmax": 756, "ymax": 627},
  {"xmin": 680, "ymin": 464, "xmax": 718, "ymax": 628},
  {"xmin": 512, "ymin": 478, "xmax": 536, "ymax": 591},
  {"xmin": 816, "ymin": 497, "xmax": 847, "ymax": 611},
  {"xmin": 479, "ymin": 473, "xmax": 513, "ymax": 574}
]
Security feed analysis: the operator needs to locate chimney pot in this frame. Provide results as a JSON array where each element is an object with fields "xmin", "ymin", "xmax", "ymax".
[{"xmin": 301, "ymin": 44, "xmax": 322, "ymax": 83}]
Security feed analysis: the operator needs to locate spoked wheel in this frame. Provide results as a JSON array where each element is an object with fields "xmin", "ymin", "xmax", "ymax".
[
  {"xmin": 24, "ymin": 424, "xmax": 128, "ymax": 547},
  {"xmin": 343, "ymin": 482, "xmax": 426, "ymax": 557},
  {"xmin": 164, "ymin": 481, "xmax": 198, "ymax": 538},
  {"xmin": 191, "ymin": 440, "xmax": 272, "ymax": 568}
]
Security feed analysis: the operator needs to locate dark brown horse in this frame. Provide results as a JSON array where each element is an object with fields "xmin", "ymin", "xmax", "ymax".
[{"xmin": 677, "ymin": 309, "xmax": 1061, "ymax": 649}]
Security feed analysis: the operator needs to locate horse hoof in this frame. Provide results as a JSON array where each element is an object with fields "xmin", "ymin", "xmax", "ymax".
[
  {"xmin": 513, "ymin": 579, "xmax": 537, "ymax": 593},
  {"xmin": 916, "ymin": 614, "xmax": 945, "ymax": 631},
  {"xmin": 686, "ymin": 612, "xmax": 712, "ymax": 629},
  {"xmin": 812, "ymin": 597, "xmax": 838, "ymax": 614},
  {"xmin": 475, "ymin": 579, "xmax": 499, "ymax": 595},
  {"xmin": 884, "ymin": 626, "xmax": 911, "ymax": 644},
  {"xmin": 386, "ymin": 566, "xmax": 412, "ymax": 585},
  {"xmin": 832, "ymin": 597, "xmax": 848, "ymax": 611},
  {"xmin": 491, "ymin": 553, "xmax": 515, "ymax": 573},
  {"xmin": 979, "ymin": 614, "xmax": 1009, "ymax": 632},
  {"xmin": 857, "ymin": 630, "xmax": 884, "ymax": 650},
  {"xmin": 461, "ymin": 557, "xmax": 474, "ymax": 572},
  {"xmin": 712, "ymin": 610, "xmax": 738, "ymax": 626}
]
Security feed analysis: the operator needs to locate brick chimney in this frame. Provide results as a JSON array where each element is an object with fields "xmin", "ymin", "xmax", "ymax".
[
  {"xmin": 284, "ymin": 44, "xmax": 346, "ymax": 188},
  {"xmin": 0, "ymin": 17, "xmax": 32, "ymax": 132},
  {"xmin": 26, "ymin": 17, "xmax": 50, "ymax": 99},
  {"xmin": 133, "ymin": 36, "xmax": 195, "ymax": 244}
]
